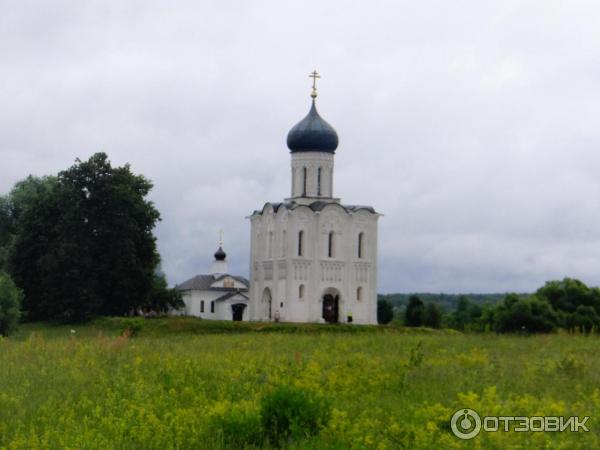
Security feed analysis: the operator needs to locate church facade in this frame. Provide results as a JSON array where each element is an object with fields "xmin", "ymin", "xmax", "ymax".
[
  {"xmin": 248, "ymin": 75, "xmax": 380, "ymax": 324},
  {"xmin": 177, "ymin": 246, "xmax": 250, "ymax": 321}
]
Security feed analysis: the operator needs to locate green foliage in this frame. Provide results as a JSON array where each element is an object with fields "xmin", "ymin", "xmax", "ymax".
[
  {"xmin": 447, "ymin": 295, "xmax": 490, "ymax": 331},
  {"xmin": 536, "ymin": 278, "xmax": 597, "ymax": 313},
  {"xmin": 379, "ymin": 292, "xmax": 505, "ymax": 312},
  {"xmin": 423, "ymin": 302, "xmax": 442, "ymax": 328},
  {"xmin": 377, "ymin": 298, "xmax": 394, "ymax": 324},
  {"xmin": 120, "ymin": 317, "xmax": 145, "ymax": 336},
  {"xmin": 536, "ymin": 278, "xmax": 600, "ymax": 333},
  {"xmin": 0, "ymin": 272, "xmax": 22, "ymax": 336},
  {"xmin": 494, "ymin": 294, "xmax": 558, "ymax": 333},
  {"xmin": 209, "ymin": 403, "xmax": 264, "ymax": 448},
  {"xmin": 260, "ymin": 385, "xmax": 331, "ymax": 445},
  {"xmin": 147, "ymin": 273, "xmax": 184, "ymax": 314},
  {"xmin": 404, "ymin": 295, "xmax": 424, "ymax": 327},
  {"xmin": 9, "ymin": 153, "xmax": 161, "ymax": 322},
  {"xmin": 554, "ymin": 353, "xmax": 585, "ymax": 377},
  {"xmin": 0, "ymin": 176, "xmax": 58, "ymax": 273}
]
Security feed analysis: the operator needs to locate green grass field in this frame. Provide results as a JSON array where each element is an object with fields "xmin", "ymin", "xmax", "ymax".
[{"xmin": 1, "ymin": 318, "xmax": 599, "ymax": 449}]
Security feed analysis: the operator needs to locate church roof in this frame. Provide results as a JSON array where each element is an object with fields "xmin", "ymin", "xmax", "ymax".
[
  {"xmin": 251, "ymin": 200, "xmax": 377, "ymax": 216},
  {"xmin": 176, "ymin": 273, "xmax": 249, "ymax": 291},
  {"xmin": 214, "ymin": 292, "xmax": 249, "ymax": 302},
  {"xmin": 214, "ymin": 246, "xmax": 226, "ymax": 261},
  {"xmin": 287, "ymin": 100, "xmax": 339, "ymax": 153}
]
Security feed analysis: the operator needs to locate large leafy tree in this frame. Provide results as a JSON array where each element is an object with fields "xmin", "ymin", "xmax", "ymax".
[
  {"xmin": 0, "ymin": 176, "xmax": 57, "ymax": 272},
  {"xmin": 493, "ymin": 294, "xmax": 558, "ymax": 333},
  {"xmin": 9, "ymin": 153, "xmax": 161, "ymax": 321},
  {"xmin": 536, "ymin": 278, "xmax": 600, "ymax": 314},
  {"xmin": 377, "ymin": 298, "xmax": 394, "ymax": 324},
  {"xmin": 0, "ymin": 272, "xmax": 21, "ymax": 336},
  {"xmin": 423, "ymin": 302, "xmax": 443, "ymax": 328},
  {"xmin": 404, "ymin": 295, "xmax": 425, "ymax": 327}
]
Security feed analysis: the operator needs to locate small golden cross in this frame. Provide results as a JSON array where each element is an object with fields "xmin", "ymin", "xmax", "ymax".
[
  {"xmin": 218, "ymin": 229, "xmax": 224, "ymax": 247},
  {"xmin": 309, "ymin": 70, "xmax": 320, "ymax": 98}
]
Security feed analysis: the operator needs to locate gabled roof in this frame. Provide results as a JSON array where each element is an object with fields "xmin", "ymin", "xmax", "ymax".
[
  {"xmin": 176, "ymin": 273, "xmax": 249, "ymax": 291},
  {"xmin": 214, "ymin": 292, "xmax": 249, "ymax": 302}
]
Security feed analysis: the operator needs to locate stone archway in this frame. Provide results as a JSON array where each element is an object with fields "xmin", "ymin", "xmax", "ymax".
[
  {"xmin": 322, "ymin": 288, "xmax": 340, "ymax": 323},
  {"xmin": 262, "ymin": 287, "xmax": 272, "ymax": 320}
]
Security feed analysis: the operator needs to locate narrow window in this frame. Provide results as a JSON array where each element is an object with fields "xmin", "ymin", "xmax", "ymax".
[
  {"xmin": 317, "ymin": 167, "xmax": 322, "ymax": 196},
  {"xmin": 357, "ymin": 287, "xmax": 363, "ymax": 301},
  {"xmin": 298, "ymin": 230, "xmax": 304, "ymax": 256},
  {"xmin": 200, "ymin": 300, "xmax": 205, "ymax": 313},
  {"xmin": 358, "ymin": 232, "xmax": 364, "ymax": 259},
  {"xmin": 299, "ymin": 284, "xmax": 305, "ymax": 300},
  {"xmin": 302, "ymin": 167, "xmax": 307, "ymax": 196},
  {"xmin": 211, "ymin": 301, "xmax": 215, "ymax": 313},
  {"xmin": 328, "ymin": 231, "xmax": 334, "ymax": 258},
  {"xmin": 267, "ymin": 231, "xmax": 273, "ymax": 258}
]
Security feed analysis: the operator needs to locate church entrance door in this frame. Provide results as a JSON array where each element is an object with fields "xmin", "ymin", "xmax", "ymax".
[
  {"xmin": 231, "ymin": 303, "xmax": 246, "ymax": 321},
  {"xmin": 262, "ymin": 288, "xmax": 272, "ymax": 320},
  {"xmin": 322, "ymin": 294, "xmax": 339, "ymax": 323}
]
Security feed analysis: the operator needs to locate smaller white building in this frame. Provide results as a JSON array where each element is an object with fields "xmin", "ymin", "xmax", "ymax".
[{"xmin": 176, "ymin": 246, "xmax": 250, "ymax": 321}]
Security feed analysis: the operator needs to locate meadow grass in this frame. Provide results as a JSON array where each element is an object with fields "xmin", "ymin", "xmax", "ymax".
[{"xmin": 1, "ymin": 318, "xmax": 600, "ymax": 449}]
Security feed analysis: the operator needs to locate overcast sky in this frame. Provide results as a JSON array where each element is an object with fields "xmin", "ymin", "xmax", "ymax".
[{"xmin": 2, "ymin": 1, "xmax": 600, "ymax": 293}]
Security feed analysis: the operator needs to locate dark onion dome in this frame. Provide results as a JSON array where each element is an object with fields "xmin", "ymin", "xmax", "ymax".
[
  {"xmin": 287, "ymin": 100, "xmax": 339, "ymax": 153},
  {"xmin": 214, "ymin": 246, "xmax": 226, "ymax": 261}
]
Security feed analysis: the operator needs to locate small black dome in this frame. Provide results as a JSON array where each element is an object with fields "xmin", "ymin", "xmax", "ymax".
[
  {"xmin": 287, "ymin": 100, "xmax": 338, "ymax": 153},
  {"xmin": 214, "ymin": 246, "xmax": 226, "ymax": 261}
]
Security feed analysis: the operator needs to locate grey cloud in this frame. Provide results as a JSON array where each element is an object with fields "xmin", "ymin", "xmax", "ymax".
[{"xmin": 2, "ymin": 0, "xmax": 600, "ymax": 294}]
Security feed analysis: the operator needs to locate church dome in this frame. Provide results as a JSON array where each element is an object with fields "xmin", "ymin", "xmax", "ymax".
[
  {"xmin": 287, "ymin": 100, "xmax": 339, "ymax": 153},
  {"xmin": 214, "ymin": 246, "xmax": 226, "ymax": 261}
]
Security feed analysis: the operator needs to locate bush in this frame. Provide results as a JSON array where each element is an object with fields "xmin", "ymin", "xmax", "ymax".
[
  {"xmin": 423, "ymin": 303, "xmax": 442, "ymax": 328},
  {"xmin": 120, "ymin": 317, "xmax": 145, "ymax": 336},
  {"xmin": 405, "ymin": 295, "xmax": 425, "ymax": 327},
  {"xmin": 377, "ymin": 299, "xmax": 394, "ymax": 324},
  {"xmin": 260, "ymin": 385, "xmax": 331, "ymax": 445},
  {"xmin": 0, "ymin": 272, "xmax": 22, "ymax": 336},
  {"xmin": 210, "ymin": 403, "xmax": 263, "ymax": 448}
]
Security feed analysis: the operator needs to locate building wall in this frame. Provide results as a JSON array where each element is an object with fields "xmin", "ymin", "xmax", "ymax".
[
  {"xmin": 182, "ymin": 290, "xmax": 248, "ymax": 321},
  {"xmin": 249, "ymin": 202, "xmax": 379, "ymax": 324},
  {"xmin": 290, "ymin": 152, "xmax": 334, "ymax": 199}
]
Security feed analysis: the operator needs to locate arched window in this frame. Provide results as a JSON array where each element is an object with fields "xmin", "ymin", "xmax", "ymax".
[
  {"xmin": 317, "ymin": 167, "xmax": 322, "ymax": 196},
  {"xmin": 298, "ymin": 230, "xmax": 304, "ymax": 256},
  {"xmin": 211, "ymin": 301, "xmax": 215, "ymax": 313},
  {"xmin": 302, "ymin": 167, "xmax": 307, "ymax": 196},
  {"xmin": 358, "ymin": 232, "xmax": 364, "ymax": 259},
  {"xmin": 281, "ymin": 230, "xmax": 286, "ymax": 257},
  {"xmin": 299, "ymin": 284, "xmax": 305, "ymax": 300},
  {"xmin": 357, "ymin": 287, "xmax": 363, "ymax": 301},
  {"xmin": 328, "ymin": 231, "xmax": 335, "ymax": 258},
  {"xmin": 200, "ymin": 300, "xmax": 205, "ymax": 313}
]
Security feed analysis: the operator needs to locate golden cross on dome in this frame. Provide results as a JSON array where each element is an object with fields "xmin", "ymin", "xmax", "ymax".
[
  {"xmin": 309, "ymin": 70, "xmax": 320, "ymax": 98},
  {"xmin": 218, "ymin": 229, "xmax": 224, "ymax": 247}
]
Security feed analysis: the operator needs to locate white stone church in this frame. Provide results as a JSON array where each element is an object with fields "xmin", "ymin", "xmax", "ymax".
[
  {"xmin": 177, "ymin": 246, "xmax": 250, "ymax": 320},
  {"xmin": 247, "ymin": 75, "xmax": 380, "ymax": 324}
]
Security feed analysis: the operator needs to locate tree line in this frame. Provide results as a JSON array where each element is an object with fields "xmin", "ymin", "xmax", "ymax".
[
  {"xmin": 0, "ymin": 153, "xmax": 182, "ymax": 335},
  {"xmin": 377, "ymin": 278, "xmax": 600, "ymax": 334}
]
